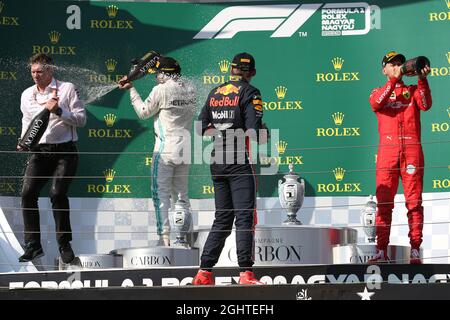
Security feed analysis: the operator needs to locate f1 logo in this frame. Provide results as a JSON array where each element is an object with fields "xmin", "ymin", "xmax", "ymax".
[{"xmin": 194, "ymin": 2, "xmax": 372, "ymax": 39}]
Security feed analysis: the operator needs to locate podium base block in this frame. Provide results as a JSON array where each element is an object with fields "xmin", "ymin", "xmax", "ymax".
[
  {"xmin": 58, "ymin": 254, "xmax": 123, "ymax": 270},
  {"xmin": 332, "ymin": 244, "xmax": 412, "ymax": 264},
  {"xmin": 110, "ymin": 246, "xmax": 199, "ymax": 268},
  {"xmin": 194, "ymin": 225, "xmax": 357, "ymax": 266}
]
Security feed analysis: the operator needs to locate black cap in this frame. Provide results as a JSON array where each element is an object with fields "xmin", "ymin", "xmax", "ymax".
[
  {"xmin": 382, "ymin": 51, "xmax": 406, "ymax": 67},
  {"xmin": 231, "ymin": 52, "xmax": 255, "ymax": 71},
  {"xmin": 155, "ymin": 56, "xmax": 181, "ymax": 75}
]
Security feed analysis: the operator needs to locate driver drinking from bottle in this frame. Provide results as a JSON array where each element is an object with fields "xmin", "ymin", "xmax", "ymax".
[{"xmin": 368, "ymin": 51, "xmax": 432, "ymax": 264}]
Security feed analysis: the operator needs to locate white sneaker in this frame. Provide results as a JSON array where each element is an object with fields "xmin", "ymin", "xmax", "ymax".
[
  {"xmin": 158, "ymin": 235, "xmax": 170, "ymax": 247},
  {"xmin": 368, "ymin": 249, "xmax": 390, "ymax": 264},
  {"xmin": 410, "ymin": 248, "xmax": 422, "ymax": 264}
]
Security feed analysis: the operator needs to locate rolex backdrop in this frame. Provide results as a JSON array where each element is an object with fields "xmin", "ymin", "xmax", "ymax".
[{"xmin": 0, "ymin": 0, "xmax": 449, "ymax": 200}]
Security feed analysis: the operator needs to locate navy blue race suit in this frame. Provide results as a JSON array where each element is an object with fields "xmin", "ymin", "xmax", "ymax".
[{"xmin": 198, "ymin": 76, "xmax": 263, "ymax": 271}]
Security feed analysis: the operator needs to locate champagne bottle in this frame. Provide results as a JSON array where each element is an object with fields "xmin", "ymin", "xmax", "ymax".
[
  {"xmin": 127, "ymin": 50, "xmax": 161, "ymax": 82},
  {"xmin": 401, "ymin": 56, "xmax": 430, "ymax": 77},
  {"xmin": 18, "ymin": 108, "xmax": 50, "ymax": 151}
]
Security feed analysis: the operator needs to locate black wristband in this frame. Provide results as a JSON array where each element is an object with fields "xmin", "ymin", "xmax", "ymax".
[{"xmin": 55, "ymin": 107, "xmax": 63, "ymax": 117}]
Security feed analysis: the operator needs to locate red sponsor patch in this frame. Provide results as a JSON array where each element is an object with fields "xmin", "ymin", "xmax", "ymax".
[
  {"xmin": 215, "ymin": 84, "xmax": 241, "ymax": 96},
  {"xmin": 209, "ymin": 96, "xmax": 239, "ymax": 107}
]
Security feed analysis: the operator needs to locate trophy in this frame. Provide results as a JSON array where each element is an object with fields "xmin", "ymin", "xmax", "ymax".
[
  {"xmin": 169, "ymin": 198, "xmax": 192, "ymax": 248},
  {"xmin": 278, "ymin": 164, "xmax": 305, "ymax": 225},
  {"xmin": 401, "ymin": 56, "xmax": 430, "ymax": 76},
  {"xmin": 360, "ymin": 195, "xmax": 377, "ymax": 243}
]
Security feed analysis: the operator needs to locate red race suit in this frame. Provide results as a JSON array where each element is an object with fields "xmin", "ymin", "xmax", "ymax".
[{"xmin": 369, "ymin": 77, "xmax": 432, "ymax": 251}]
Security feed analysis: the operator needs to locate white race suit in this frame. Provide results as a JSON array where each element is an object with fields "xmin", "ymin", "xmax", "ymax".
[{"xmin": 129, "ymin": 79, "xmax": 196, "ymax": 236}]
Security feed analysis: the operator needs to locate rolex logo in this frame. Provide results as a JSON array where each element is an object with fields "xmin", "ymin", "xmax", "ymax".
[
  {"xmin": 88, "ymin": 168, "xmax": 131, "ymax": 193},
  {"xmin": 105, "ymin": 59, "xmax": 117, "ymax": 73},
  {"xmin": 430, "ymin": 52, "xmax": 450, "ymax": 77},
  {"xmin": 446, "ymin": 0, "xmax": 450, "ymax": 9},
  {"xmin": 104, "ymin": 169, "xmax": 116, "ymax": 183},
  {"xmin": 218, "ymin": 60, "xmax": 230, "ymax": 73},
  {"xmin": 316, "ymin": 57, "xmax": 358, "ymax": 82},
  {"xmin": 431, "ymin": 107, "xmax": 450, "ymax": 132},
  {"xmin": 0, "ymin": 1, "xmax": 20, "ymax": 27},
  {"xmin": 106, "ymin": 5, "xmax": 118, "ymax": 18},
  {"xmin": 332, "ymin": 112, "xmax": 345, "ymax": 126},
  {"xmin": 333, "ymin": 167, "xmax": 345, "ymax": 182},
  {"xmin": 89, "ymin": 113, "xmax": 132, "ymax": 138},
  {"xmin": 275, "ymin": 86, "xmax": 287, "ymax": 100},
  {"xmin": 332, "ymin": 57, "xmax": 344, "ymax": 71},
  {"xmin": 317, "ymin": 166, "xmax": 361, "ymax": 193},
  {"xmin": 48, "ymin": 31, "xmax": 61, "ymax": 44},
  {"xmin": 276, "ymin": 140, "xmax": 288, "ymax": 155},
  {"xmin": 90, "ymin": 4, "xmax": 133, "ymax": 30},
  {"xmin": 104, "ymin": 113, "xmax": 117, "ymax": 127}
]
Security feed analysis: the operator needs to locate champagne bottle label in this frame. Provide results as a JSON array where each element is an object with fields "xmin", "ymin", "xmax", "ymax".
[
  {"xmin": 127, "ymin": 51, "xmax": 160, "ymax": 82},
  {"xmin": 19, "ymin": 109, "xmax": 50, "ymax": 150}
]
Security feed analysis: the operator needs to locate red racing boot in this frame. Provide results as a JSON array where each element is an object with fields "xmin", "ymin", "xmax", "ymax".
[
  {"xmin": 192, "ymin": 269, "xmax": 214, "ymax": 285},
  {"xmin": 239, "ymin": 271, "xmax": 264, "ymax": 285}
]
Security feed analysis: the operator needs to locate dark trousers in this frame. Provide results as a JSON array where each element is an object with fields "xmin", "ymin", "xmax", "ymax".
[
  {"xmin": 22, "ymin": 142, "xmax": 78, "ymax": 246},
  {"xmin": 200, "ymin": 163, "xmax": 256, "ymax": 271}
]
